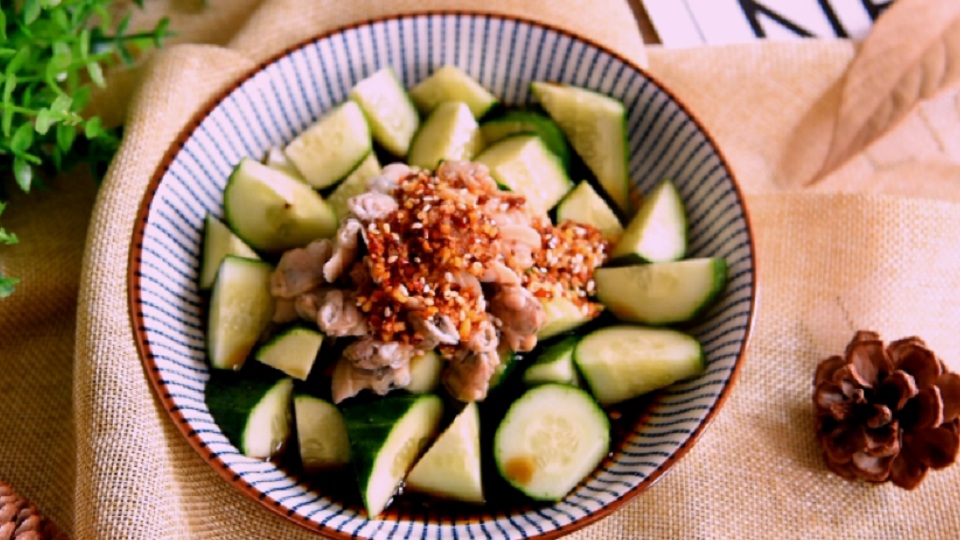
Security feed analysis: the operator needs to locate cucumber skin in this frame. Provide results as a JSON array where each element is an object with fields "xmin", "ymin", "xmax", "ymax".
[
  {"xmin": 294, "ymin": 392, "xmax": 351, "ymax": 470},
  {"xmin": 205, "ymin": 364, "xmax": 291, "ymax": 456},
  {"xmin": 522, "ymin": 336, "xmax": 580, "ymax": 387},
  {"xmin": 480, "ymin": 110, "xmax": 571, "ymax": 170},
  {"xmin": 341, "ymin": 394, "xmax": 442, "ymax": 514},
  {"xmin": 254, "ymin": 326, "xmax": 324, "ymax": 380},
  {"xmin": 610, "ymin": 179, "xmax": 687, "ymax": 264},
  {"xmin": 407, "ymin": 101, "xmax": 482, "ymax": 170},
  {"xmin": 596, "ymin": 258, "xmax": 728, "ymax": 325},
  {"xmin": 530, "ymin": 82, "xmax": 630, "ymax": 214},
  {"xmin": 222, "ymin": 158, "xmax": 338, "ymax": 252},
  {"xmin": 574, "ymin": 326, "xmax": 706, "ymax": 406},
  {"xmin": 474, "ymin": 134, "xmax": 573, "ymax": 215},
  {"xmin": 206, "ymin": 255, "xmax": 275, "ymax": 370},
  {"xmin": 350, "ymin": 68, "xmax": 420, "ymax": 157}
]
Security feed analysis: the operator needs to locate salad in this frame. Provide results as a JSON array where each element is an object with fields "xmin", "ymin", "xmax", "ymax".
[{"xmin": 200, "ymin": 65, "xmax": 728, "ymax": 517}]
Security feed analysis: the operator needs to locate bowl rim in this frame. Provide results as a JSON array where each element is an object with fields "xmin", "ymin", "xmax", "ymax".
[{"xmin": 127, "ymin": 10, "xmax": 757, "ymax": 539}]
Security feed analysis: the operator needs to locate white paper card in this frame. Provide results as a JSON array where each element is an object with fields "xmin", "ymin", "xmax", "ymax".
[{"xmin": 643, "ymin": 0, "xmax": 894, "ymax": 48}]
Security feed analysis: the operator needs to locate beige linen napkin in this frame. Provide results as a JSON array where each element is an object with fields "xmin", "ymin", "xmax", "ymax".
[{"xmin": 3, "ymin": 0, "xmax": 960, "ymax": 538}]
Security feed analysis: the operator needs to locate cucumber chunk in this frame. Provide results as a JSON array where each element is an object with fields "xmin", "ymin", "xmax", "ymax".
[
  {"xmin": 407, "ymin": 101, "xmax": 483, "ymax": 170},
  {"xmin": 555, "ymin": 181, "xmax": 624, "ymax": 242},
  {"xmin": 595, "ymin": 258, "xmax": 727, "ymax": 325},
  {"xmin": 611, "ymin": 179, "xmax": 686, "ymax": 263},
  {"xmin": 350, "ymin": 67, "xmax": 420, "ymax": 157},
  {"xmin": 200, "ymin": 214, "xmax": 259, "ymax": 290},
  {"xmin": 409, "ymin": 65, "xmax": 499, "ymax": 118},
  {"xmin": 530, "ymin": 82, "xmax": 630, "ymax": 213},
  {"xmin": 284, "ymin": 100, "xmax": 372, "ymax": 188},
  {"xmin": 207, "ymin": 255, "xmax": 275, "ymax": 370},
  {"xmin": 295, "ymin": 392, "xmax": 351, "ymax": 472},
  {"xmin": 405, "ymin": 402, "xmax": 484, "ymax": 503},
  {"xmin": 254, "ymin": 326, "xmax": 324, "ymax": 380},
  {"xmin": 326, "ymin": 153, "xmax": 381, "ymax": 222},
  {"xmin": 223, "ymin": 157, "xmax": 337, "ymax": 252},
  {"xmin": 407, "ymin": 350, "xmax": 443, "ymax": 394},
  {"xmin": 575, "ymin": 325, "xmax": 705, "ymax": 406},
  {"xmin": 523, "ymin": 336, "xmax": 580, "ymax": 387},
  {"xmin": 341, "ymin": 394, "xmax": 444, "ymax": 517},
  {"xmin": 479, "ymin": 110, "xmax": 571, "ymax": 169},
  {"xmin": 537, "ymin": 296, "xmax": 595, "ymax": 340},
  {"xmin": 474, "ymin": 134, "xmax": 572, "ymax": 215},
  {"xmin": 494, "ymin": 384, "xmax": 609, "ymax": 501},
  {"xmin": 264, "ymin": 146, "xmax": 305, "ymax": 180},
  {"xmin": 205, "ymin": 365, "xmax": 293, "ymax": 459}
]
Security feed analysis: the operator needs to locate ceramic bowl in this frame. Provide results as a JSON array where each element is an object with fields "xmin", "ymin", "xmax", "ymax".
[{"xmin": 129, "ymin": 12, "xmax": 756, "ymax": 539}]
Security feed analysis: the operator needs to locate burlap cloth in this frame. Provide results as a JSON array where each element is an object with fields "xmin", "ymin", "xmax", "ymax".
[{"xmin": 2, "ymin": 0, "xmax": 960, "ymax": 538}]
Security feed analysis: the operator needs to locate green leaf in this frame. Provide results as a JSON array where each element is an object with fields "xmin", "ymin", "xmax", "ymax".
[
  {"xmin": 0, "ymin": 228, "xmax": 19, "ymax": 245},
  {"xmin": 6, "ymin": 48, "xmax": 30, "ymax": 76},
  {"xmin": 0, "ymin": 277, "xmax": 19, "ymax": 298},
  {"xmin": 57, "ymin": 123, "xmax": 77, "ymax": 151},
  {"xmin": 0, "ymin": 10, "xmax": 7, "ymax": 42},
  {"xmin": 35, "ymin": 108, "xmax": 55, "ymax": 135},
  {"xmin": 72, "ymin": 86, "xmax": 91, "ymax": 111},
  {"xmin": 79, "ymin": 28, "xmax": 91, "ymax": 59},
  {"xmin": 23, "ymin": 0, "xmax": 43, "ymax": 25},
  {"xmin": 50, "ymin": 93, "xmax": 71, "ymax": 114},
  {"xmin": 153, "ymin": 18, "xmax": 172, "ymax": 47},
  {"xmin": 13, "ymin": 156, "xmax": 34, "ymax": 193},
  {"xmin": 86, "ymin": 61, "xmax": 105, "ymax": 87},
  {"xmin": 10, "ymin": 122, "xmax": 35, "ymax": 153},
  {"xmin": 84, "ymin": 116, "xmax": 103, "ymax": 139}
]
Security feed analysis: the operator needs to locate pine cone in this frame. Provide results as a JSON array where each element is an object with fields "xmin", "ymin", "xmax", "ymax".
[
  {"xmin": 0, "ymin": 481, "xmax": 66, "ymax": 540},
  {"xmin": 813, "ymin": 331, "xmax": 960, "ymax": 489}
]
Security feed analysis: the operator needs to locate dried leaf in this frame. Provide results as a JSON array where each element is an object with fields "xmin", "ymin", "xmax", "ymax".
[{"xmin": 816, "ymin": 0, "xmax": 960, "ymax": 179}]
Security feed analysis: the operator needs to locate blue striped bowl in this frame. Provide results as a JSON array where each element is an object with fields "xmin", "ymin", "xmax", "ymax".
[{"xmin": 129, "ymin": 13, "xmax": 755, "ymax": 539}]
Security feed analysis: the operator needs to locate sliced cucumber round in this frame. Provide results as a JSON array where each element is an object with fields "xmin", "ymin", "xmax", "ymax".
[
  {"xmin": 494, "ymin": 384, "xmax": 609, "ymax": 501},
  {"xmin": 407, "ymin": 101, "xmax": 483, "ymax": 170},
  {"xmin": 574, "ymin": 326, "xmax": 705, "ymax": 406},
  {"xmin": 479, "ymin": 110, "xmax": 571, "ymax": 169},
  {"xmin": 223, "ymin": 157, "xmax": 337, "ymax": 252},
  {"xmin": 254, "ymin": 326, "xmax": 324, "ymax": 380},
  {"xmin": 205, "ymin": 365, "xmax": 293, "ymax": 459},
  {"xmin": 530, "ymin": 81, "xmax": 629, "ymax": 214},
  {"xmin": 200, "ymin": 213, "xmax": 259, "ymax": 290},
  {"xmin": 474, "ymin": 134, "xmax": 572, "ymax": 215},
  {"xmin": 341, "ymin": 394, "xmax": 444, "ymax": 517},
  {"xmin": 405, "ymin": 402, "xmax": 484, "ymax": 503},
  {"xmin": 611, "ymin": 178, "xmax": 686, "ymax": 263},
  {"xmin": 555, "ymin": 180, "xmax": 623, "ymax": 242},
  {"xmin": 283, "ymin": 100, "xmax": 371, "ymax": 189},
  {"xmin": 595, "ymin": 258, "xmax": 727, "ymax": 325},
  {"xmin": 207, "ymin": 255, "xmax": 275, "ymax": 370},
  {"xmin": 409, "ymin": 65, "xmax": 499, "ymax": 119},
  {"xmin": 294, "ymin": 393, "xmax": 351, "ymax": 472},
  {"xmin": 350, "ymin": 67, "xmax": 420, "ymax": 157}
]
